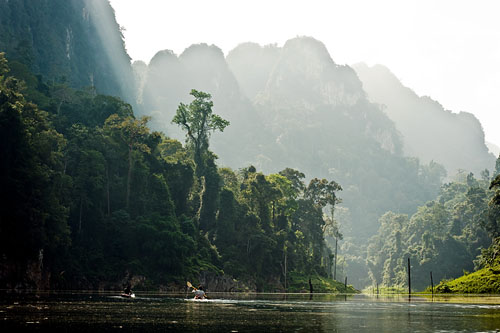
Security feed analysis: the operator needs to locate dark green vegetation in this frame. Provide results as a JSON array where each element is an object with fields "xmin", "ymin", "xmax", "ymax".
[
  {"xmin": 429, "ymin": 172, "xmax": 500, "ymax": 293},
  {"xmin": 432, "ymin": 264, "xmax": 500, "ymax": 294},
  {"xmin": 363, "ymin": 169, "xmax": 500, "ymax": 291},
  {"xmin": 0, "ymin": 0, "xmax": 134, "ymax": 103},
  {"xmin": 1, "ymin": 0, "xmax": 499, "ymax": 293},
  {"xmin": 0, "ymin": 53, "xmax": 347, "ymax": 291}
]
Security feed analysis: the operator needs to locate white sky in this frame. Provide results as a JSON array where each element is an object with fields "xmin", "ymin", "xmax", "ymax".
[{"xmin": 109, "ymin": 0, "xmax": 500, "ymax": 148}]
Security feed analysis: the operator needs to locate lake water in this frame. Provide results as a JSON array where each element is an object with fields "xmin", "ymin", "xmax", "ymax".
[{"xmin": 1, "ymin": 292, "xmax": 500, "ymax": 332}]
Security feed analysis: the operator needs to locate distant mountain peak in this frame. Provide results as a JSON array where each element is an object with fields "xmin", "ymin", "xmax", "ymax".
[
  {"xmin": 149, "ymin": 49, "xmax": 180, "ymax": 68},
  {"xmin": 257, "ymin": 36, "xmax": 363, "ymax": 109},
  {"xmin": 180, "ymin": 43, "xmax": 226, "ymax": 66},
  {"xmin": 281, "ymin": 36, "xmax": 336, "ymax": 68}
]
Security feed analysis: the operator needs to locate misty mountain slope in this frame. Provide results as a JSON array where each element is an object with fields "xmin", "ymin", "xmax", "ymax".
[
  {"xmin": 0, "ymin": 0, "xmax": 134, "ymax": 102},
  {"xmin": 353, "ymin": 63, "xmax": 495, "ymax": 176},
  {"xmin": 226, "ymin": 42, "xmax": 281, "ymax": 101},
  {"xmin": 137, "ymin": 35, "xmax": 445, "ymax": 239},
  {"xmin": 224, "ymin": 37, "xmax": 444, "ymax": 238},
  {"xmin": 251, "ymin": 37, "xmax": 400, "ymax": 167},
  {"xmin": 137, "ymin": 44, "xmax": 264, "ymax": 168}
]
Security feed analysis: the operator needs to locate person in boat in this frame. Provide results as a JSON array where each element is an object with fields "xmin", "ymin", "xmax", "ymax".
[
  {"xmin": 193, "ymin": 285, "xmax": 206, "ymax": 299},
  {"xmin": 123, "ymin": 284, "xmax": 132, "ymax": 296}
]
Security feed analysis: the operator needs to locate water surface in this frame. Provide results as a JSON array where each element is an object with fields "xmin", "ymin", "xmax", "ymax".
[{"xmin": 1, "ymin": 292, "xmax": 500, "ymax": 332}]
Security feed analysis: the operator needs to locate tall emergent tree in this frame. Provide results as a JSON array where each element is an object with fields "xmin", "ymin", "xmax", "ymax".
[
  {"xmin": 172, "ymin": 89, "xmax": 229, "ymax": 176},
  {"xmin": 172, "ymin": 89, "xmax": 230, "ymax": 231}
]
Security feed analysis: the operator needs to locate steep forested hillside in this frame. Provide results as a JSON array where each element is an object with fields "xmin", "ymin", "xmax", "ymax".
[
  {"xmin": 354, "ymin": 63, "xmax": 495, "ymax": 177},
  {"xmin": 0, "ymin": 0, "xmax": 134, "ymax": 102},
  {"xmin": 0, "ymin": 53, "xmax": 355, "ymax": 292}
]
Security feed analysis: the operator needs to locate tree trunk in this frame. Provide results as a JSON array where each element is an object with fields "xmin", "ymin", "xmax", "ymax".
[{"xmin": 197, "ymin": 176, "xmax": 206, "ymax": 229}]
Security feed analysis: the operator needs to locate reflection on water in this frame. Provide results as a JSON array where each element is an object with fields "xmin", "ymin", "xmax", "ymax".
[{"xmin": 1, "ymin": 292, "xmax": 500, "ymax": 332}]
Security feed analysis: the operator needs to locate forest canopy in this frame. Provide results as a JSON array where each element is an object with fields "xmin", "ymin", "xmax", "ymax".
[{"xmin": 0, "ymin": 54, "xmax": 347, "ymax": 291}]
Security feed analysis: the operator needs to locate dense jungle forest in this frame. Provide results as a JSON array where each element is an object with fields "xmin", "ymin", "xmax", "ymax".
[
  {"xmin": 1, "ymin": 0, "xmax": 499, "ymax": 293},
  {"xmin": 0, "ymin": 53, "xmax": 351, "ymax": 291}
]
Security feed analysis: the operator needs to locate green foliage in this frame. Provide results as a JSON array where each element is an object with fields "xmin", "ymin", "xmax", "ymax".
[
  {"xmin": 494, "ymin": 155, "xmax": 500, "ymax": 177},
  {"xmin": 0, "ymin": 56, "xmax": 346, "ymax": 291},
  {"xmin": 172, "ymin": 89, "xmax": 229, "ymax": 173},
  {"xmin": 475, "ymin": 237, "xmax": 500, "ymax": 269},
  {"xmin": 365, "ymin": 172, "xmax": 493, "ymax": 291},
  {"xmin": 485, "ymin": 172, "xmax": 500, "ymax": 238},
  {"xmin": 0, "ymin": 0, "xmax": 134, "ymax": 101},
  {"xmin": 427, "ymin": 171, "xmax": 500, "ymax": 294},
  {"xmin": 433, "ymin": 265, "xmax": 500, "ymax": 294},
  {"xmin": 0, "ymin": 53, "xmax": 70, "ymax": 283}
]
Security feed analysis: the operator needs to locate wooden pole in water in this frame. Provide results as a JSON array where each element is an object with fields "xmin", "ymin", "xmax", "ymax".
[
  {"xmin": 430, "ymin": 271, "xmax": 434, "ymax": 297},
  {"xmin": 344, "ymin": 276, "xmax": 347, "ymax": 291},
  {"xmin": 408, "ymin": 257, "xmax": 411, "ymax": 296}
]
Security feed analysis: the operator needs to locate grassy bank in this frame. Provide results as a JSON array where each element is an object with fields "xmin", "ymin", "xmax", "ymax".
[{"xmin": 430, "ymin": 265, "xmax": 500, "ymax": 294}]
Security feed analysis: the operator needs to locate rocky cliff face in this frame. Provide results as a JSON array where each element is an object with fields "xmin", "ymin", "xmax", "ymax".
[
  {"xmin": 0, "ymin": 0, "xmax": 134, "ymax": 102},
  {"xmin": 245, "ymin": 37, "xmax": 403, "ymax": 173}
]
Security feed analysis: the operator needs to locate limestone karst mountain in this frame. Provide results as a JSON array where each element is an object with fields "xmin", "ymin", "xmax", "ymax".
[{"xmin": 138, "ymin": 36, "xmax": 445, "ymax": 240}]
